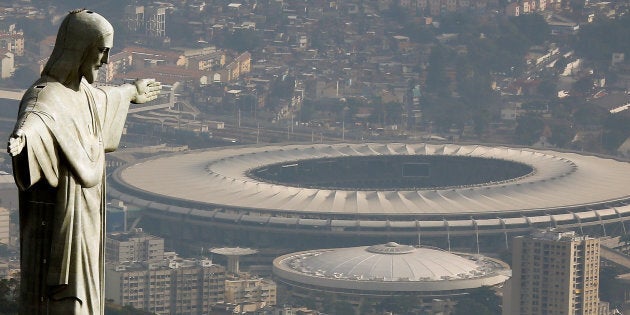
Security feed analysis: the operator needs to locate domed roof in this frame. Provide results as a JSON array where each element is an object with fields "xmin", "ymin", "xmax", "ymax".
[
  {"xmin": 295, "ymin": 242, "xmax": 484, "ymax": 281},
  {"xmin": 273, "ymin": 243, "xmax": 511, "ymax": 292}
]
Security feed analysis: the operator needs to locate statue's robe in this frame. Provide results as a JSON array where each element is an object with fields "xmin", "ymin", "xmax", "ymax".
[{"xmin": 12, "ymin": 76, "xmax": 130, "ymax": 315}]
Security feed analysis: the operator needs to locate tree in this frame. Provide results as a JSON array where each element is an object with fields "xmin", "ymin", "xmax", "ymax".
[
  {"xmin": 573, "ymin": 104, "xmax": 606, "ymax": 127},
  {"xmin": 537, "ymin": 79, "xmax": 558, "ymax": 99},
  {"xmin": 382, "ymin": 101, "xmax": 403, "ymax": 125},
  {"xmin": 548, "ymin": 121, "xmax": 575, "ymax": 148},
  {"xmin": 425, "ymin": 45, "xmax": 453, "ymax": 97},
  {"xmin": 599, "ymin": 266, "xmax": 626, "ymax": 309},
  {"xmin": 377, "ymin": 296, "xmax": 418, "ymax": 314},
  {"xmin": 572, "ymin": 77, "xmax": 594, "ymax": 95},
  {"xmin": 510, "ymin": 14, "xmax": 550, "ymax": 46},
  {"xmin": 472, "ymin": 108, "xmax": 492, "ymax": 136},
  {"xmin": 270, "ymin": 75, "xmax": 295, "ymax": 99},
  {"xmin": 0, "ymin": 278, "xmax": 19, "ymax": 315},
  {"xmin": 440, "ymin": 12, "xmax": 478, "ymax": 34},
  {"xmin": 602, "ymin": 114, "xmax": 630, "ymax": 152},
  {"xmin": 515, "ymin": 114, "xmax": 545, "ymax": 145},
  {"xmin": 383, "ymin": 3, "xmax": 411, "ymax": 24},
  {"xmin": 575, "ymin": 15, "xmax": 630, "ymax": 68},
  {"xmin": 569, "ymin": 0, "xmax": 586, "ymax": 14},
  {"xmin": 331, "ymin": 301, "xmax": 355, "ymax": 315},
  {"xmin": 452, "ymin": 286, "xmax": 501, "ymax": 315},
  {"xmin": 222, "ymin": 29, "xmax": 263, "ymax": 52}
]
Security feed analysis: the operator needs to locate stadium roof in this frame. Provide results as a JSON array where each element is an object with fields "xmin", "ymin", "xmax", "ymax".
[{"xmin": 116, "ymin": 143, "xmax": 630, "ymax": 216}]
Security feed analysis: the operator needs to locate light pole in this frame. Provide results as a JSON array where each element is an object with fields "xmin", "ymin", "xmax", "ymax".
[{"xmin": 342, "ymin": 105, "xmax": 349, "ymax": 141}]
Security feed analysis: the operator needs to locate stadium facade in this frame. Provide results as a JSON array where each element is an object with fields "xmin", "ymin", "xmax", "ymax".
[{"xmin": 109, "ymin": 143, "xmax": 630, "ymax": 250}]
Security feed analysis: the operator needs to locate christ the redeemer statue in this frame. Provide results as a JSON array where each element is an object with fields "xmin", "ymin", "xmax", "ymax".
[{"xmin": 7, "ymin": 9, "xmax": 161, "ymax": 315}]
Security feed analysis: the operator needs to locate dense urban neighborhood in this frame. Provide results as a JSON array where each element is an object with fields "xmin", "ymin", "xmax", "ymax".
[
  {"xmin": 0, "ymin": 0, "xmax": 629, "ymax": 314},
  {"xmin": 0, "ymin": 0, "xmax": 626, "ymax": 152}
]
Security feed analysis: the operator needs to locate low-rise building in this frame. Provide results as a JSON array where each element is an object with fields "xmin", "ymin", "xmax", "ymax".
[
  {"xmin": 106, "ymin": 228, "xmax": 165, "ymax": 264},
  {"xmin": 224, "ymin": 276, "xmax": 277, "ymax": 309}
]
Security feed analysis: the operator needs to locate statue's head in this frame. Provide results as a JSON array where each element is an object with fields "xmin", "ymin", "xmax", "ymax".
[{"xmin": 42, "ymin": 9, "xmax": 114, "ymax": 87}]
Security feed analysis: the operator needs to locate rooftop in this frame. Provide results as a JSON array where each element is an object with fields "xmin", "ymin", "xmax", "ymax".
[
  {"xmin": 273, "ymin": 242, "xmax": 510, "ymax": 292},
  {"xmin": 116, "ymin": 143, "xmax": 630, "ymax": 216}
]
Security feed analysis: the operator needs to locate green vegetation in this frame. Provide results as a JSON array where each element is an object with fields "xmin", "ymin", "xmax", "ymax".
[
  {"xmin": 376, "ymin": 295, "xmax": 420, "ymax": 314},
  {"xmin": 452, "ymin": 286, "xmax": 501, "ymax": 315},
  {"xmin": 599, "ymin": 266, "xmax": 627, "ymax": 310},
  {"xmin": 222, "ymin": 29, "xmax": 264, "ymax": 53},
  {"xmin": 576, "ymin": 15, "xmax": 630, "ymax": 68},
  {"xmin": 0, "ymin": 278, "xmax": 18, "ymax": 315},
  {"xmin": 421, "ymin": 13, "xmax": 550, "ymax": 136},
  {"xmin": 515, "ymin": 113, "xmax": 545, "ymax": 145},
  {"xmin": 602, "ymin": 114, "xmax": 630, "ymax": 152}
]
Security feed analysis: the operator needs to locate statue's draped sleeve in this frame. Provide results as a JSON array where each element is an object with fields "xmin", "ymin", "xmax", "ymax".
[
  {"xmin": 12, "ymin": 109, "xmax": 60, "ymax": 191},
  {"xmin": 94, "ymin": 85, "xmax": 131, "ymax": 152}
]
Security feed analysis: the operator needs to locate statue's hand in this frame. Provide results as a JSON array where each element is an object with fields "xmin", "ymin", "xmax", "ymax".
[
  {"xmin": 7, "ymin": 129, "xmax": 25, "ymax": 156},
  {"xmin": 131, "ymin": 79, "xmax": 162, "ymax": 104}
]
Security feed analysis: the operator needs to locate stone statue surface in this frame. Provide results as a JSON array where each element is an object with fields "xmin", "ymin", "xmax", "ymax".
[{"xmin": 7, "ymin": 9, "xmax": 160, "ymax": 315}]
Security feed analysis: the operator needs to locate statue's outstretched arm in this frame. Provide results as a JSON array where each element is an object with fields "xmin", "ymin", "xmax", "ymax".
[{"xmin": 130, "ymin": 79, "xmax": 161, "ymax": 104}]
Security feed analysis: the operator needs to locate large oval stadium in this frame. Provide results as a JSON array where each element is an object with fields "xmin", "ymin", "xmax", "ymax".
[{"xmin": 109, "ymin": 142, "xmax": 630, "ymax": 249}]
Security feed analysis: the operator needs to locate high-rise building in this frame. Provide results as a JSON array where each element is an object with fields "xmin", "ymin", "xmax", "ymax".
[
  {"xmin": 145, "ymin": 6, "xmax": 166, "ymax": 37},
  {"xmin": 170, "ymin": 258, "xmax": 226, "ymax": 314},
  {"xmin": 105, "ymin": 258, "xmax": 226, "ymax": 315},
  {"xmin": 106, "ymin": 200, "xmax": 128, "ymax": 232},
  {"xmin": 124, "ymin": 5, "xmax": 144, "ymax": 32},
  {"xmin": 0, "ymin": 207, "xmax": 9, "ymax": 246},
  {"xmin": 504, "ymin": 229, "xmax": 601, "ymax": 315},
  {"xmin": 0, "ymin": 24, "xmax": 24, "ymax": 56},
  {"xmin": 106, "ymin": 230, "xmax": 227, "ymax": 314}
]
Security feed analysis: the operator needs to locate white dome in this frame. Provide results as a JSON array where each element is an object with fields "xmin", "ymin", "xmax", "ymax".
[
  {"xmin": 273, "ymin": 243, "xmax": 511, "ymax": 292},
  {"xmin": 300, "ymin": 242, "xmax": 481, "ymax": 281}
]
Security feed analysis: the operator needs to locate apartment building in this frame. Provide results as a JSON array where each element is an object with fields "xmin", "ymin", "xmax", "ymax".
[
  {"xmin": 170, "ymin": 259, "xmax": 226, "ymax": 314},
  {"xmin": 0, "ymin": 207, "xmax": 8, "ymax": 246},
  {"xmin": 0, "ymin": 25, "xmax": 24, "ymax": 57},
  {"xmin": 504, "ymin": 229, "xmax": 601, "ymax": 315},
  {"xmin": 106, "ymin": 258, "xmax": 226, "ymax": 315},
  {"xmin": 124, "ymin": 5, "xmax": 168, "ymax": 37},
  {"xmin": 224, "ymin": 277, "xmax": 277, "ymax": 308},
  {"xmin": 0, "ymin": 50, "xmax": 14, "ymax": 79}
]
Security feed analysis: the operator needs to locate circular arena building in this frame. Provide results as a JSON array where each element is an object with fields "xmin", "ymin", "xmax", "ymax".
[
  {"xmin": 272, "ymin": 242, "xmax": 510, "ymax": 314},
  {"xmin": 109, "ymin": 142, "xmax": 630, "ymax": 250}
]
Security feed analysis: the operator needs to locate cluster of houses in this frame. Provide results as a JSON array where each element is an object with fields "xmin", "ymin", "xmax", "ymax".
[{"xmin": 0, "ymin": 0, "xmax": 626, "ymax": 146}]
